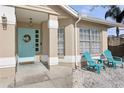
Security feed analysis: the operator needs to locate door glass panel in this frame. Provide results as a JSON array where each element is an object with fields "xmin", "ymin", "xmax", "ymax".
[
  {"xmin": 35, "ymin": 29, "xmax": 40, "ymax": 53},
  {"xmin": 35, "ymin": 34, "xmax": 39, "ymax": 38},
  {"xmin": 35, "ymin": 30, "xmax": 39, "ymax": 33},
  {"xmin": 35, "ymin": 39, "xmax": 39, "ymax": 42},
  {"xmin": 35, "ymin": 43, "xmax": 39, "ymax": 47}
]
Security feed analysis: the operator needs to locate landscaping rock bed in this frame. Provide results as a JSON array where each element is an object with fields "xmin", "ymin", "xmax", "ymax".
[{"xmin": 73, "ymin": 65, "xmax": 124, "ymax": 88}]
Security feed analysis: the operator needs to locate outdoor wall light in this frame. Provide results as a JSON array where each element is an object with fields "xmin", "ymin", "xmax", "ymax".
[
  {"xmin": 1, "ymin": 14, "xmax": 7, "ymax": 30},
  {"xmin": 29, "ymin": 18, "xmax": 33, "ymax": 27}
]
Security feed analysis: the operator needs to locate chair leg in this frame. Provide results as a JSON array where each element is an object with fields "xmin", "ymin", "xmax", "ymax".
[
  {"xmin": 96, "ymin": 66, "xmax": 100, "ymax": 74},
  {"xmin": 113, "ymin": 63, "xmax": 116, "ymax": 69},
  {"xmin": 121, "ymin": 64, "xmax": 123, "ymax": 68},
  {"xmin": 97, "ymin": 69, "xmax": 100, "ymax": 74},
  {"xmin": 86, "ymin": 66, "xmax": 90, "ymax": 70},
  {"xmin": 103, "ymin": 66, "xmax": 106, "ymax": 71},
  {"xmin": 107, "ymin": 62, "xmax": 110, "ymax": 67}
]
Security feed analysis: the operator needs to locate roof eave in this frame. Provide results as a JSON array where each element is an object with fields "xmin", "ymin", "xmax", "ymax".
[
  {"xmin": 81, "ymin": 16, "xmax": 124, "ymax": 28},
  {"xmin": 61, "ymin": 5, "xmax": 124, "ymax": 28},
  {"xmin": 60, "ymin": 5, "xmax": 78, "ymax": 18}
]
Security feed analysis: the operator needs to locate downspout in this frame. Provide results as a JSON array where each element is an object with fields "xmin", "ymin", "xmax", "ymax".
[{"xmin": 74, "ymin": 15, "xmax": 81, "ymax": 69}]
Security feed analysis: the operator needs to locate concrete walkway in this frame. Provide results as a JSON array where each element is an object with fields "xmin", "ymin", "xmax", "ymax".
[{"xmin": 15, "ymin": 62, "xmax": 72, "ymax": 88}]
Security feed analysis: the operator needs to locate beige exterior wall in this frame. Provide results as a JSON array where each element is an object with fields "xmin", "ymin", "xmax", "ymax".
[
  {"xmin": 0, "ymin": 6, "xmax": 16, "ymax": 86},
  {"xmin": 58, "ymin": 18, "xmax": 82, "ymax": 63},
  {"xmin": 48, "ymin": 6, "xmax": 73, "ymax": 19},
  {"xmin": 48, "ymin": 14, "xmax": 59, "ymax": 65},
  {"xmin": 101, "ymin": 30, "xmax": 108, "ymax": 51},
  {"xmin": 49, "ymin": 28, "xmax": 58, "ymax": 57},
  {"xmin": 41, "ymin": 14, "xmax": 59, "ymax": 65},
  {"xmin": 77, "ymin": 20, "xmax": 107, "ymax": 29},
  {"xmin": 41, "ymin": 21, "xmax": 49, "ymax": 56},
  {"xmin": 17, "ymin": 22, "xmax": 41, "ymax": 29},
  {"xmin": 64, "ymin": 24, "xmax": 75, "ymax": 56},
  {"xmin": 0, "ymin": 23, "xmax": 15, "ymax": 87},
  {"xmin": 0, "ymin": 24, "xmax": 16, "ymax": 57},
  {"xmin": 59, "ymin": 19, "xmax": 75, "ymax": 56}
]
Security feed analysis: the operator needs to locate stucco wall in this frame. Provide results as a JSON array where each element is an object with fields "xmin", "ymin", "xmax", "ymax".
[
  {"xmin": 0, "ymin": 5, "xmax": 16, "ymax": 69},
  {"xmin": 41, "ymin": 21, "xmax": 49, "ymax": 56},
  {"xmin": 17, "ymin": 22, "xmax": 41, "ymax": 29},
  {"xmin": 0, "ymin": 24, "xmax": 16, "ymax": 57},
  {"xmin": 0, "ymin": 6, "xmax": 16, "ymax": 87},
  {"xmin": 58, "ymin": 18, "xmax": 108, "ymax": 62},
  {"xmin": 101, "ymin": 30, "xmax": 108, "ymax": 51},
  {"xmin": 77, "ymin": 20, "xmax": 107, "ymax": 29},
  {"xmin": 48, "ymin": 14, "xmax": 59, "ymax": 65},
  {"xmin": 58, "ymin": 18, "xmax": 81, "ymax": 63},
  {"xmin": 59, "ymin": 19, "xmax": 75, "ymax": 56}
]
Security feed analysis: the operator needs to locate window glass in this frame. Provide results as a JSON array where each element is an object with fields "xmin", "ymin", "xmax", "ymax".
[
  {"xmin": 58, "ymin": 28, "xmax": 65, "ymax": 57},
  {"xmin": 80, "ymin": 28, "xmax": 101, "ymax": 55},
  {"xmin": 35, "ymin": 30, "xmax": 40, "ymax": 53}
]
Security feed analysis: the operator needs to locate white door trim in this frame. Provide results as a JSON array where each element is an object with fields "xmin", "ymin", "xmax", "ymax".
[{"xmin": 18, "ymin": 56, "xmax": 35, "ymax": 63}]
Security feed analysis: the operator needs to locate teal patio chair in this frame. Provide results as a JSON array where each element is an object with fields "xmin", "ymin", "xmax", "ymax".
[
  {"xmin": 82, "ymin": 52, "xmax": 105, "ymax": 74},
  {"xmin": 103, "ymin": 49, "xmax": 123, "ymax": 69}
]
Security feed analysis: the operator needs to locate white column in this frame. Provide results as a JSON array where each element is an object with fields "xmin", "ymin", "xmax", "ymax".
[
  {"xmin": 0, "ymin": 6, "xmax": 16, "ymax": 68},
  {"xmin": 48, "ymin": 14, "xmax": 59, "ymax": 65}
]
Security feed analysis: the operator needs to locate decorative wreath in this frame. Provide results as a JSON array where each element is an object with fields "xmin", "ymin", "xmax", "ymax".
[{"xmin": 23, "ymin": 34, "xmax": 31, "ymax": 43}]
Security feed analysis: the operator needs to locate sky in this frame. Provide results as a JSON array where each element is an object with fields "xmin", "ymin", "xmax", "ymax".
[{"xmin": 71, "ymin": 5, "xmax": 124, "ymax": 36}]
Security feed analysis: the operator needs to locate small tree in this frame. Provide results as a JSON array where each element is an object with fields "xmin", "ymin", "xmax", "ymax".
[
  {"xmin": 105, "ymin": 5, "xmax": 124, "ymax": 37},
  {"xmin": 91, "ymin": 5, "xmax": 124, "ymax": 37}
]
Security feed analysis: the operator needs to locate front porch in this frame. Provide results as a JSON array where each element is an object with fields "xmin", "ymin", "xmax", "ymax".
[
  {"xmin": 16, "ymin": 7, "xmax": 59, "ymax": 66},
  {"xmin": 0, "ymin": 61, "xmax": 72, "ymax": 88},
  {"xmin": 0, "ymin": 5, "xmax": 77, "ymax": 87},
  {"xmin": 15, "ymin": 5, "xmax": 80, "ymax": 65}
]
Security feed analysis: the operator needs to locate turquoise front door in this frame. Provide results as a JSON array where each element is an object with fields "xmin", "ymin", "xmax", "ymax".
[{"xmin": 18, "ymin": 28, "xmax": 35, "ymax": 62}]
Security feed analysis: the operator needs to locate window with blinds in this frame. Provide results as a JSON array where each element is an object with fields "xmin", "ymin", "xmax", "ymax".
[
  {"xmin": 79, "ymin": 28, "xmax": 101, "ymax": 55},
  {"xmin": 58, "ymin": 28, "xmax": 65, "ymax": 57}
]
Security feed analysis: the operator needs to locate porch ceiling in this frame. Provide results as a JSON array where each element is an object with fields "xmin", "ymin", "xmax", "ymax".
[{"xmin": 16, "ymin": 8, "xmax": 48, "ymax": 24}]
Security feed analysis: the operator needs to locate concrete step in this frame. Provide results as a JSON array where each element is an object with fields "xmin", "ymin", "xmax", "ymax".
[{"xmin": 15, "ymin": 62, "xmax": 50, "ymax": 87}]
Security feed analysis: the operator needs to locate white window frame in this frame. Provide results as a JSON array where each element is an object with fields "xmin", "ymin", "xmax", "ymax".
[
  {"xmin": 58, "ymin": 27, "xmax": 65, "ymax": 57},
  {"xmin": 79, "ymin": 28, "xmax": 101, "ymax": 55}
]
